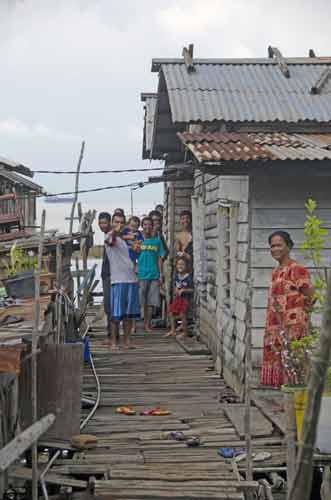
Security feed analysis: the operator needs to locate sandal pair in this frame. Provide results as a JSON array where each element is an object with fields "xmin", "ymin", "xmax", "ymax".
[
  {"xmin": 140, "ymin": 407, "xmax": 171, "ymax": 416},
  {"xmin": 116, "ymin": 406, "xmax": 136, "ymax": 415}
]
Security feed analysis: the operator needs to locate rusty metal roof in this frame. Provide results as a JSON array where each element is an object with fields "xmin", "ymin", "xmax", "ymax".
[
  {"xmin": 178, "ymin": 132, "xmax": 331, "ymax": 163},
  {"xmin": 159, "ymin": 62, "xmax": 331, "ymax": 123}
]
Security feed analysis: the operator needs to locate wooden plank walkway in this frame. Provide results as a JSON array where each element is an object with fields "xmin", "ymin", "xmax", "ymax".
[{"xmin": 50, "ymin": 324, "xmax": 286, "ymax": 499}]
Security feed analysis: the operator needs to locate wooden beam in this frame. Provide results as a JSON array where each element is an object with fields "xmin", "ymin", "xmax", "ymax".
[
  {"xmin": 310, "ymin": 67, "xmax": 331, "ymax": 94},
  {"xmin": 0, "ymin": 414, "xmax": 55, "ymax": 472},
  {"xmin": 268, "ymin": 46, "xmax": 290, "ymax": 78}
]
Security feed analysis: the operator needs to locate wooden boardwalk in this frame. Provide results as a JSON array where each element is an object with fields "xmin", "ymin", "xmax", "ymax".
[{"xmin": 43, "ymin": 323, "xmax": 285, "ymax": 499}]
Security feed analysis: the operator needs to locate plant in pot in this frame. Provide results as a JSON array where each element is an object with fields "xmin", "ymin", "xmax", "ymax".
[
  {"xmin": 3, "ymin": 244, "xmax": 38, "ymax": 299},
  {"xmin": 279, "ymin": 328, "xmax": 317, "ymax": 441}
]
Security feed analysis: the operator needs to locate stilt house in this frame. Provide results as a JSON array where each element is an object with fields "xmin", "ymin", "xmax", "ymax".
[{"xmin": 142, "ymin": 46, "xmax": 331, "ymax": 394}]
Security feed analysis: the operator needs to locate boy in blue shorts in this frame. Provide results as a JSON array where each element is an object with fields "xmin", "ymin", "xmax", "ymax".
[{"xmin": 137, "ymin": 216, "xmax": 165, "ymax": 332}]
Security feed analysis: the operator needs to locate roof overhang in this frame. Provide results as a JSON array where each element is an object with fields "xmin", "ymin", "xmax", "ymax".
[
  {"xmin": 178, "ymin": 131, "xmax": 331, "ymax": 176},
  {"xmin": 0, "ymin": 156, "xmax": 33, "ymax": 178}
]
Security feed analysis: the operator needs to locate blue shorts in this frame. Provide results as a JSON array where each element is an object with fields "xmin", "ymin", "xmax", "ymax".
[{"xmin": 110, "ymin": 283, "xmax": 140, "ymax": 322}]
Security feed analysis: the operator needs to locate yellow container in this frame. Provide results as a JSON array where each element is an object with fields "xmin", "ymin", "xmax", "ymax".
[
  {"xmin": 282, "ymin": 385, "xmax": 308, "ymax": 442},
  {"xmin": 293, "ymin": 389, "xmax": 308, "ymax": 441}
]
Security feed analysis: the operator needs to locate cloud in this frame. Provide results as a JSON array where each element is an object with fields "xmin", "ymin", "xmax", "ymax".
[
  {"xmin": 0, "ymin": 119, "xmax": 79, "ymax": 143},
  {"xmin": 0, "ymin": 0, "xmax": 330, "ymax": 216}
]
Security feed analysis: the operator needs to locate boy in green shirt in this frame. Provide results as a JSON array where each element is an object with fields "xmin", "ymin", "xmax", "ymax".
[{"xmin": 137, "ymin": 216, "xmax": 165, "ymax": 332}]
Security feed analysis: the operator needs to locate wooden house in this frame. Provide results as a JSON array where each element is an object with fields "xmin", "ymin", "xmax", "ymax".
[
  {"xmin": 142, "ymin": 46, "xmax": 331, "ymax": 394},
  {"xmin": 0, "ymin": 156, "xmax": 43, "ymax": 240}
]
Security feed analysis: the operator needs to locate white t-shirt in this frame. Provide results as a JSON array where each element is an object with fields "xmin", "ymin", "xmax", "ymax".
[{"xmin": 105, "ymin": 233, "xmax": 137, "ymax": 284}]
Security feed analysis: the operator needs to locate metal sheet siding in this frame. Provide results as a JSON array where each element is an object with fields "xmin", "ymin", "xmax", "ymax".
[{"xmin": 162, "ymin": 63, "xmax": 331, "ymax": 123}]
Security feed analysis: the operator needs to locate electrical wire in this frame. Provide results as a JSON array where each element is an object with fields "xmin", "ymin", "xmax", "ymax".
[{"xmin": 34, "ymin": 167, "xmax": 166, "ymax": 175}]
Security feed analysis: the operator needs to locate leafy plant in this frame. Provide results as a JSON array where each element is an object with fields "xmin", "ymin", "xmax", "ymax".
[
  {"xmin": 5, "ymin": 244, "xmax": 38, "ymax": 277},
  {"xmin": 301, "ymin": 198, "xmax": 328, "ymax": 307}
]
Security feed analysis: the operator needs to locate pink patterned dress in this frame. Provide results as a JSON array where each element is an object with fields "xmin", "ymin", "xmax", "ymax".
[{"xmin": 261, "ymin": 261, "xmax": 312, "ymax": 388}]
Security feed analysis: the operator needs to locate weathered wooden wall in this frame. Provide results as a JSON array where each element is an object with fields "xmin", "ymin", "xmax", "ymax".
[
  {"xmin": 163, "ymin": 169, "xmax": 194, "ymax": 305},
  {"xmin": 192, "ymin": 174, "xmax": 219, "ymax": 357},
  {"xmin": 194, "ymin": 173, "xmax": 331, "ymax": 394},
  {"xmin": 250, "ymin": 175, "xmax": 331, "ymax": 382},
  {"xmin": 193, "ymin": 174, "xmax": 249, "ymax": 394}
]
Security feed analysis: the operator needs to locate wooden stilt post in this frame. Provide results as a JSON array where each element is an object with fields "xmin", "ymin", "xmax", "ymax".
[
  {"xmin": 284, "ymin": 391, "xmax": 297, "ymax": 498},
  {"xmin": 245, "ymin": 279, "xmax": 253, "ymax": 485},
  {"xmin": 56, "ymin": 241, "xmax": 63, "ymax": 344},
  {"xmin": 245, "ymin": 194, "xmax": 253, "ymax": 488},
  {"xmin": 69, "ymin": 141, "xmax": 85, "ymax": 235},
  {"xmin": 32, "ymin": 209, "xmax": 46, "ymax": 500}
]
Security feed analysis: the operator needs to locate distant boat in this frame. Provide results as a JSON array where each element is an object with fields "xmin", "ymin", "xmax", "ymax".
[{"xmin": 44, "ymin": 196, "xmax": 75, "ymax": 204}]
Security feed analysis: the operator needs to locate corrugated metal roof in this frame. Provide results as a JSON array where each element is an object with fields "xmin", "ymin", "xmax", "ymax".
[
  {"xmin": 0, "ymin": 156, "xmax": 33, "ymax": 178},
  {"xmin": 0, "ymin": 167, "xmax": 43, "ymax": 192},
  {"xmin": 141, "ymin": 93, "xmax": 157, "ymax": 155},
  {"xmin": 178, "ymin": 132, "xmax": 331, "ymax": 163},
  {"xmin": 161, "ymin": 63, "xmax": 331, "ymax": 123}
]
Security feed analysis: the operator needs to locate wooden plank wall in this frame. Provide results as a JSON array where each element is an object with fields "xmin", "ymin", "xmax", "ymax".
[
  {"xmin": 193, "ymin": 175, "xmax": 249, "ymax": 395},
  {"xmin": 250, "ymin": 176, "xmax": 331, "ymax": 385},
  {"xmin": 193, "ymin": 173, "xmax": 219, "ymax": 356},
  {"xmin": 163, "ymin": 169, "xmax": 194, "ymax": 299},
  {"xmin": 217, "ymin": 177, "xmax": 249, "ymax": 395}
]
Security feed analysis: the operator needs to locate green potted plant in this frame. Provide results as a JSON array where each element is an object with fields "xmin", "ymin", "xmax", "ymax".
[
  {"xmin": 280, "ymin": 331, "xmax": 317, "ymax": 440},
  {"xmin": 3, "ymin": 244, "xmax": 38, "ymax": 299}
]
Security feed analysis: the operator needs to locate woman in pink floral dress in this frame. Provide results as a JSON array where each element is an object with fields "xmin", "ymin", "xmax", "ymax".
[{"xmin": 261, "ymin": 231, "xmax": 315, "ymax": 388}]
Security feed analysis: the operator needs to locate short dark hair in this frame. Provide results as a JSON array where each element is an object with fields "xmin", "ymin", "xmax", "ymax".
[
  {"xmin": 149, "ymin": 210, "xmax": 162, "ymax": 219},
  {"xmin": 180, "ymin": 210, "xmax": 192, "ymax": 220},
  {"xmin": 112, "ymin": 213, "xmax": 126, "ymax": 223},
  {"xmin": 142, "ymin": 216, "xmax": 153, "ymax": 226},
  {"xmin": 129, "ymin": 216, "xmax": 140, "ymax": 226},
  {"xmin": 114, "ymin": 208, "xmax": 125, "ymax": 216},
  {"xmin": 268, "ymin": 231, "xmax": 294, "ymax": 250},
  {"xmin": 155, "ymin": 204, "xmax": 163, "ymax": 213},
  {"xmin": 98, "ymin": 212, "xmax": 111, "ymax": 222}
]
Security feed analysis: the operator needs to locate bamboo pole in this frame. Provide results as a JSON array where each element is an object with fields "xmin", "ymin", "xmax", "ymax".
[
  {"xmin": 56, "ymin": 242, "xmax": 63, "ymax": 344},
  {"xmin": 289, "ymin": 273, "xmax": 331, "ymax": 500},
  {"xmin": 32, "ymin": 209, "xmax": 46, "ymax": 500},
  {"xmin": 69, "ymin": 141, "xmax": 85, "ymax": 235}
]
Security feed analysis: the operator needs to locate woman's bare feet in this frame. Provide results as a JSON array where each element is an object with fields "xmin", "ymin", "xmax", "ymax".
[
  {"xmin": 144, "ymin": 323, "xmax": 153, "ymax": 333},
  {"xmin": 164, "ymin": 331, "xmax": 176, "ymax": 337},
  {"xmin": 123, "ymin": 342, "xmax": 137, "ymax": 350}
]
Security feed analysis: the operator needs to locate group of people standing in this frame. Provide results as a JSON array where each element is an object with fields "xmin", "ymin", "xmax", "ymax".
[{"xmin": 98, "ymin": 206, "xmax": 194, "ymax": 350}]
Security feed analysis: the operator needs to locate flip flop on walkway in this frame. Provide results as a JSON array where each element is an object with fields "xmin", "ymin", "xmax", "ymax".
[
  {"xmin": 186, "ymin": 436, "xmax": 201, "ymax": 447},
  {"xmin": 218, "ymin": 447, "xmax": 237, "ymax": 459},
  {"xmin": 253, "ymin": 451, "xmax": 272, "ymax": 462},
  {"xmin": 116, "ymin": 406, "xmax": 136, "ymax": 415},
  {"xmin": 140, "ymin": 407, "xmax": 171, "ymax": 416},
  {"xmin": 164, "ymin": 431, "xmax": 186, "ymax": 441}
]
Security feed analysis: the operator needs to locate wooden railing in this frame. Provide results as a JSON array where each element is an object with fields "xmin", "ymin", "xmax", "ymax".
[{"xmin": 0, "ymin": 193, "xmax": 23, "ymax": 227}]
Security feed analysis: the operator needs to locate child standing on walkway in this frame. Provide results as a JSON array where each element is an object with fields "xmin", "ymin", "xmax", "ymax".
[
  {"xmin": 122, "ymin": 216, "xmax": 144, "ymax": 265},
  {"xmin": 166, "ymin": 257, "xmax": 193, "ymax": 339},
  {"xmin": 137, "ymin": 216, "xmax": 165, "ymax": 332}
]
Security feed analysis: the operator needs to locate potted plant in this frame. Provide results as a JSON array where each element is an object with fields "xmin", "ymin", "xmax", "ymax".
[
  {"xmin": 2, "ymin": 244, "xmax": 38, "ymax": 299},
  {"xmin": 280, "ymin": 331, "xmax": 317, "ymax": 440}
]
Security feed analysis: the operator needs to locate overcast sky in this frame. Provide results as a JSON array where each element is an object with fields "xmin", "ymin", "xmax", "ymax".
[{"xmin": 0, "ymin": 0, "xmax": 330, "ymax": 235}]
